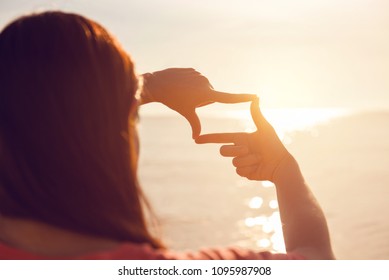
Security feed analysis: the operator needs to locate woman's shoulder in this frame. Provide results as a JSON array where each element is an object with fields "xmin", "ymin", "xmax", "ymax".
[{"xmin": 0, "ymin": 241, "xmax": 304, "ymax": 260}]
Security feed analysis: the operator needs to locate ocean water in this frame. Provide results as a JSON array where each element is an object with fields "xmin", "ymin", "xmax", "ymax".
[
  {"xmin": 138, "ymin": 106, "xmax": 389, "ymax": 259},
  {"xmin": 137, "ymin": 110, "xmax": 287, "ymax": 252},
  {"xmin": 1, "ymin": 0, "xmax": 388, "ymax": 260}
]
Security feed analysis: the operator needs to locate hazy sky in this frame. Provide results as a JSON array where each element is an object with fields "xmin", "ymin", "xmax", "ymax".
[{"xmin": 1, "ymin": 0, "xmax": 388, "ymax": 108}]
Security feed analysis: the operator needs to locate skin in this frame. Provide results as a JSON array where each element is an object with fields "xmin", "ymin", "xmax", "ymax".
[
  {"xmin": 141, "ymin": 68, "xmax": 256, "ymax": 138},
  {"xmin": 196, "ymin": 99, "xmax": 335, "ymax": 259},
  {"xmin": 0, "ymin": 69, "xmax": 334, "ymax": 259},
  {"xmin": 0, "ymin": 68, "xmax": 256, "ymax": 256}
]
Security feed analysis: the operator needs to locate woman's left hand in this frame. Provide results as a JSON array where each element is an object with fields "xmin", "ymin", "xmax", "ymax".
[{"xmin": 141, "ymin": 68, "xmax": 256, "ymax": 138}]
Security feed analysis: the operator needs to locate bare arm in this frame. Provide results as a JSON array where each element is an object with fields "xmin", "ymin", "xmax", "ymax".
[
  {"xmin": 272, "ymin": 155, "xmax": 334, "ymax": 259},
  {"xmin": 196, "ymin": 99, "xmax": 334, "ymax": 259}
]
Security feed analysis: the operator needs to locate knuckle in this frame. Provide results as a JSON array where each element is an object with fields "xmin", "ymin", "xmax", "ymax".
[{"xmin": 241, "ymin": 146, "xmax": 249, "ymax": 155}]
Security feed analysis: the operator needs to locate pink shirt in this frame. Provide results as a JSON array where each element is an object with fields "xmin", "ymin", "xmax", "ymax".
[{"xmin": 0, "ymin": 242, "xmax": 304, "ymax": 260}]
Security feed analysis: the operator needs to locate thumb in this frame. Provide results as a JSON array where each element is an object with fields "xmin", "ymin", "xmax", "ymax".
[
  {"xmin": 183, "ymin": 109, "xmax": 201, "ymax": 139},
  {"xmin": 250, "ymin": 98, "xmax": 268, "ymax": 130}
]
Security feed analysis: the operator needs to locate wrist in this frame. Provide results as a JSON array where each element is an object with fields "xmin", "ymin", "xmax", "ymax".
[
  {"xmin": 139, "ymin": 73, "xmax": 155, "ymax": 105},
  {"xmin": 272, "ymin": 153, "xmax": 304, "ymax": 186}
]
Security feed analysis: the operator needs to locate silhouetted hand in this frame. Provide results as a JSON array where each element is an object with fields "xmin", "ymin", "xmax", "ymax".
[
  {"xmin": 141, "ymin": 68, "xmax": 256, "ymax": 138},
  {"xmin": 195, "ymin": 98, "xmax": 291, "ymax": 182}
]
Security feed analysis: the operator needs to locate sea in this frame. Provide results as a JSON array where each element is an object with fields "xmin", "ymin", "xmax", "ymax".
[{"xmin": 138, "ymin": 104, "xmax": 389, "ymax": 259}]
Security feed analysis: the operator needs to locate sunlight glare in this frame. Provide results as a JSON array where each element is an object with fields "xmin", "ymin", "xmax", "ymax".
[
  {"xmin": 257, "ymin": 238, "xmax": 271, "ymax": 248},
  {"xmin": 262, "ymin": 223, "xmax": 274, "ymax": 234},
  {"xmin": 254, "ymin": 216, "xmax": 268, "ymax": 225},
  {"xmin": 225, "ymin": 107, "xmax": 351, "ymax": 142},
  {"xmin": 271, "ymin": 232, "xmax": 286, "ymax": 253},
  {"xmin": 248, "ymin": 196, "xmax": 263, "ymax": 209},
  {"xmin": 269, "ymin": 199, "xmax": 278, "ymax": 209},
  {"xmin": 262, "ymin": 181, "xmax": 275, "ymax": 188},
  {"xmin": 244, "ymin": 217, "xmax": 256, "ymax": 228}
]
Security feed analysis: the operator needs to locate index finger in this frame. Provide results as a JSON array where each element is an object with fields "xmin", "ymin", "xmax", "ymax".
[
  {"xmin": 195, "ymin": 132, "xmax": 248, "ymax": 144},
  {"xmin": 211, "ymin": 90, "xmax": 257, "ymax": 104}
]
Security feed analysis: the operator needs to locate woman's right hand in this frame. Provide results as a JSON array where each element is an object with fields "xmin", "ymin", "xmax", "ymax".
[
  {"xmin": 198, "ymin": 99, "xmax": 335, "ymax": 260},
  {"xmin": 197, "ymin": 98, "xmax": 335, "ymax": 260},
  {"xmin": 195, "ymin": 98, "xmax": 292, "ymax": 183}
]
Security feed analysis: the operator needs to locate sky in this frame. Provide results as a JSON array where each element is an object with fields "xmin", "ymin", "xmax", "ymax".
[{"xmin": 1, "ymin": 0, "xmax": 388, "ymax": 109}]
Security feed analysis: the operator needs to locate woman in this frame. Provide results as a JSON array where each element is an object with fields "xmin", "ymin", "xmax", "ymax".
[{"xmin": 0, "ymin": 11, "xmax": 334, "ymax": 259}]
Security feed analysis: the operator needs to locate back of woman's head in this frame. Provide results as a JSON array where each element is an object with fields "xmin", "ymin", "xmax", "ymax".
[{"xmin": 0, "ymin": 11, "xmax": 160, "ymax": 247}]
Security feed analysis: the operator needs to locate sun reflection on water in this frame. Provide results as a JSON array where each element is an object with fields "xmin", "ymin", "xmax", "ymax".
[
  {"xmin": 257, "ymin": 238, "xmax": 271, "ymax": 248},
  {"xmin": 241, "ymin": 210, "xmax": 285, "ymax": 252},
  {"xmin": 238, "ymin": 196, "xmax": 285, "ymax": 252},
  {"xmin": 234, "ymin": 108, "xmax": 350, "ymax": 253},
  {"xmin": 238, "ymin": 180, "xmax": 286, "ymax": 252},
  {"xmin": 248, "ymin": 196, "xmax": 263, "ymax": 209},
  {"xmin": 229, "ymin": 107, "xmax": 351, "ymax": 144},
  {"xmin": 262, "ymin": 181, "xmax": 275, "ymax": 188},
  {"xmin": 269, "ymin": 199, "xmax": 278, "ymax": 209}
]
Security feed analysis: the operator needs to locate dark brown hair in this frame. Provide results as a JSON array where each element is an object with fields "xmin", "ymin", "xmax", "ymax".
[{"xmin": 0, "ymin": 11, "xmax": 161, "ymax": 248}]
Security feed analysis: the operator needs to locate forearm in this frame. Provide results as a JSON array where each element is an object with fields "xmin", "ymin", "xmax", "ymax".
[{"xmin": 273, "ymin": 155, "xmax": 334, "ymax": 259}]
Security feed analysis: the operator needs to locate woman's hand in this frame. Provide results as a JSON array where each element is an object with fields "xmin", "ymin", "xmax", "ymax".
[
  {"xmin": 197, "ymin": 99, "xmax": 335, "ymax": 260},
  {"xmin": 196, "ymin": 98, "xmax": 291, "ymax": 182},
  {"xmin": 141, "ymin": 68, "xmax": 256, "ymax": 138}
]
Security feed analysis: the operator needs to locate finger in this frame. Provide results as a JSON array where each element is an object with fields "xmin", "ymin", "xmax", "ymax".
[
  {"xmin": 197, "ymin": 101, "xmax": 214, "ymax": 107},
  {"xmin": 183, "ymin": 110, "xmax": 201, "ymax": 139},
  {"xmin": 220, "ymin": 145, "xmax": 248, "ymax": 157},
  {"xmin": 250, "ymin": 98, "xmax": 268, "ymax": 129},
  {"xmin": 236, "ymin": 166, "xmax": 257, "ymax": 178},
  {"xmin": 232, "ymin": 154, "xmax": 260, "ymax": 168},
  {"xmin": 211, "ymin": 90, "xmax": 257, "ymax": 104},
  {"xmin": 195, "ymin": 132, "xmax": 248, "ymax": 144}
]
